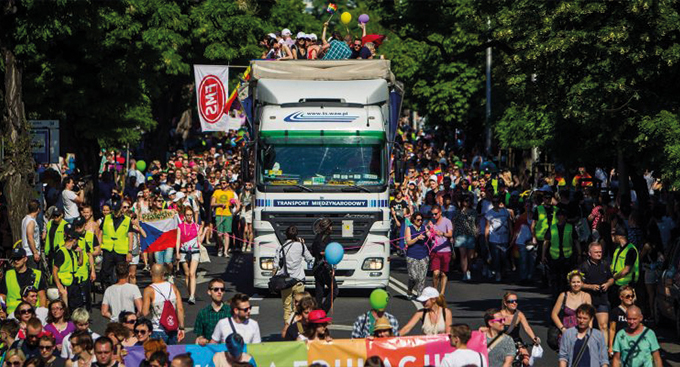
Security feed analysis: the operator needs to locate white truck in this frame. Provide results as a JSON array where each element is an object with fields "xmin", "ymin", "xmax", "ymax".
[{"xmin": 244, "ymin": 60, "xmax": 403, "ymax": 289}]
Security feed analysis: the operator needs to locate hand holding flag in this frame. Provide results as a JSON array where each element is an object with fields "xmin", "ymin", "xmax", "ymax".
[{"xmin": 326, "ymin": 3, "xmax": 337, "ymax": 22}]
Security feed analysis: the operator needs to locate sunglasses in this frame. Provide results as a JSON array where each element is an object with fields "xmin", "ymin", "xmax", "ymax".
[
  {"xmin": 237, "ymin": 306, "xmax": 252, "ymax": 312},
  {"xmin": 39, "ymin": 345, "xmax": 54, "ymax": 350},
  {"xmin": 19, "ymin": 309, "xmax": 34, "ymax": 315},
  {"xmin": 134, "ymin": 329, "xmax": 148, "ymax": 335},
  {"xmin": 7, "ymin": 362, "xmax": 21, "ymax": 367},
  {"xmin": 210, "ymin": 287, "xmax": 226, "ymax": 292},
  {"xmin": 51, "ymin": 307, "xmax": 64, "ymax": 311},
  {"xmin": 122, "ymin": 205, "xmax": 130, "ymax": 209},
  {"xmin": 506, "ymin": 299, "xmax": 518, "ymax": 304},
  {"xmin": 123, "ymin": 319, "xmax": 137, "ymax": 324},
  {"xmin": 622, "ymin": 294, "xmax": 635, "ymax": 299},
  {"xmin": 432, "ymin": 212, "xmax": 441, "ymax": 216},
  {"xmin": 490, "ymin": 318, "xmax": 506, "ymax": 324}
]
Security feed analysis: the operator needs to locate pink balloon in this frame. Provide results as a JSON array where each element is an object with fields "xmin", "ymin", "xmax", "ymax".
[{"xmin": 358, "ymin": 14, "xmax": 369, "ymax": 24}]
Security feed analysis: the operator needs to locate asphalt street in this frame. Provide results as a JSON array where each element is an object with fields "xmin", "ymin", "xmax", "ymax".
[{"xmin": 87, "ymin": 246, "xmax": 680, "ymax": 366}]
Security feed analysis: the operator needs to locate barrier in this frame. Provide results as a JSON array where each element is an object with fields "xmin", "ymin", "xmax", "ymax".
[{"xmin": 124, "ymin": 332, "xmax": 488, "ymax": 367}]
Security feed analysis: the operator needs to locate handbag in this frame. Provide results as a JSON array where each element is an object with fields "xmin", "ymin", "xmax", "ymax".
[
  {"xmin": 268, "ymin": 241, "xmax": 299, "ymax": 293},
  {"xmin": 547, "ymin": 292, "xmax": 567, "ymax": 351}
]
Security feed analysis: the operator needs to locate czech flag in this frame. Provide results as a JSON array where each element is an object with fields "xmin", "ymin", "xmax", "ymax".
[
  {"xmin": 327, "ymin": 3, "xmax": 337, "ymax": 13},
  {"xmin": 140, "ymin": 211, "xmax": 179, "ymax": 253}
]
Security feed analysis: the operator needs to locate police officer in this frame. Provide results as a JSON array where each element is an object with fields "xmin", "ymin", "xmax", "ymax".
[
  {"xmin": 52, "ymin": 224, "xmax": 85, "ymax": 309},
  {"xmin": 0, "ymin": 248, "xmax": 47, "ymax": 314},
  {"xmin": 73, "ymin": 217, "xmax": 99, "ymax": 311},
  {"xmin": 542, "ymin": 209, "xmax": 581, "ymax": 297},
  {"xmin": 43, "ymin": 207, "xmax": 66, "ymax": 270},
  {"xmin": 98, "ymin": 198, "xmax": 133, "ymax": 287},
  {"xmin": 610, "ymin": 223, "xmax": 640, "ymax": 305}
]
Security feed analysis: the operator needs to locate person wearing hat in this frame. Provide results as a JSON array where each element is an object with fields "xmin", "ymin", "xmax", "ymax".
[
  {"xmin": 0, "ymin": 247, "xmax": 47, "ymax": 314},
  {"xmin": 52, "ymin": 224, "xmax": 85, "ymax": 308},
  {"xmin": 211, "ymin": 178, "xmax": 238, "ymax": 257},
  {"xmin": 98, "ymin": 198, "xmax": 133, "ymax": 287},
  {"xmin": 400, "ymin": 287, "xmax": 452, "ymax": 336},
  {"xmin": 281, "ymin": 28, "xmax": 295, "ymax": 48},
  {"xmin": 371, "ymin": 317, "xmax": 394, "ymax": 338},
  {"xmin": 43, "ymin": 207, "xmax": 66, "ymax": 270},
  {"xmin": 542, "ymin": 208, "xmax": 581, "ymax": 297},
  {"xmin": 290, "ymin": 32, "xmax": 308, "ymax": 60},
  {"xmin": 72, "ymin": 217, "xmax": 98, "ymax": 311},
  {"xmin": 351, "ymin": 292, "xmax": 400, "ymax": 339},
  {"xmin": 610, "ymin": 223, "xmax": 639, "ymax": 304},
  {"xmin": 7, "ymin": 286, "xmax": 48, "ymax": 324},
  {"xmin": 300, "ymin": 310, "xmax": 332, "ymax": 342}
]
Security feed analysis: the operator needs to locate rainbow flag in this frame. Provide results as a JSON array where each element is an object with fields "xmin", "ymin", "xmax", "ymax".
[
  {"xmin": 432, "ymin": 167, "xmax": 443, "ymax": 183},
  {"xmin": 327, "ymin": 3, "xmax": 337, "ymax": 13}
]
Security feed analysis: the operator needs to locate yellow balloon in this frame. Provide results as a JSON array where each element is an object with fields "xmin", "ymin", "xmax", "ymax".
[{"xmin": 341, "ymin": 12, "xmax": 352, "ymax": 24}]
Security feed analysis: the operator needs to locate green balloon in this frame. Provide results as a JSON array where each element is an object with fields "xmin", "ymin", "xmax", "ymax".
[
  {"xmin": 369, "ymin": 289, "xmax": 389, "ymax": 311},
  {"xmin": 136, "ymin": 160, "xmax": 147, "ymax": 171}
]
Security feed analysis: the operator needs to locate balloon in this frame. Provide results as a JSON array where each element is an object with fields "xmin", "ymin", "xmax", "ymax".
[
  {"xmin": 340, "ymin": 12, "xmax": 352, "ymax": 25},
  {"xmin": 325, "ymin": 242, "xmax": 344, "ymax": 265},
  {"xmin": 136, "ymin": 160, "xmax": 147, "ymax": 171},
  {"xmin": 358, "ymin": 14, "xmax": 369, "ymax": 24},
  {"xmin": 116, "ymin": 157, "xmax": 125, "ymax": 164},
  {"xmin": 174, "ymin": 161, "xmax": 182, "ymax": 168},
  {"xmin": 369, "ymin": 289, "xmax": 389, "ymax": 311}
]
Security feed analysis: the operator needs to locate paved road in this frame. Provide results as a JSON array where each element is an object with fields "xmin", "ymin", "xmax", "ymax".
[{"xmin": 87, "ymin": 247, "xmax": 680, "ymax": 366}]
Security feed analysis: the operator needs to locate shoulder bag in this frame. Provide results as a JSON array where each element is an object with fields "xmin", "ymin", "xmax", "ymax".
[
  {"xmin": 268, "ymin": 241, "xmax": 299, "ymax": 293},
  {"xmin": 547, "ymin": 292, "xmax": 567, "ymax": 350},
  {"xmin": 571, "ymin": 329, "xmax": 591, "ymax": 367}
]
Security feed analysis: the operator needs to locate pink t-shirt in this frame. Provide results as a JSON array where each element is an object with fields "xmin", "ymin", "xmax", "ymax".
[{"xmin": 179, "ymin": 222, "xmax": 199, "ymax": 251}]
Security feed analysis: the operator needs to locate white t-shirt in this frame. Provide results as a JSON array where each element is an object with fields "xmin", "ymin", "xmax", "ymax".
[
  {"xmin": 60, "ymin": 189, "xmax": 79, "ymax": 220},
  {"xmin": 440, "ymin": 349, "xmax": 488, "ymax": 367},
  {"xmin": 211, "ymin": 317, "xmax": 261, "ymax": 344},
  {"xmin": 485, "ymin": 208, "xmax": 511, "ymax": 244},
  {"xmin": 102, "ymin": 283, "xmax": 142, "ymax": 321}
]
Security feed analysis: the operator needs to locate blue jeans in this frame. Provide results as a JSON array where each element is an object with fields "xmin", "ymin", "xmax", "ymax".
[
  {"xmin": 489, "ymin": 242, "xmax": 510, "ymax": 274},
  {"xmin": 518, "ymin": 245, "xmax": 536, "ymax": 281},
  {"xmin": 151, "ymin": 330, "xmax": 178, "ymax": 345},
  {"xmin": 154, "ymin": 248, "xmax": 174, "ymax": 264}
]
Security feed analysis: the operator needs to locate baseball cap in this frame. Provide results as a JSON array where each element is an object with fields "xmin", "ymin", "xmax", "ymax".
[
  {"xmin": 11, "ymin": 247, "xmax": 26, "ymax": 260},
  {"xmin": 309, "ymin": 33, "xmax": 318, "ymax": 41},
  {"xmin": 72, "ymin": 216, "xmax": 87, "ymax": 228},
  {"xmin": 168, "ymin": 190, "xmax": 177, "ymax": 196},
  {"xmin": 282, "ymin": 28, "xmax": 292, "ymax": 36},
  {"xmin": 64, "ymin": 224, "xmax": 79, "ymax": 240},
  {"xmin": 174, "ymin": 192, "xmax": 186, "ymax": 202},
  {"xmin": 296, "ymin": 31, "xmax": 306, "ymax": 39},
  {"xmin": 267, "ymin": 33, "xmax": 277, "ymax": 39},
  {"xmin": 50, "ymin": 207, "xmax": 63, "ymax": 218},
  {"xmin": 416, "ymin": 287, "xmax": 440, "ymax": 303},
  {"xmin": 137, "ymin": 191, "xmax": 144, "ymax": 197},
  {"xmin": 429, "ymin": 175, "xmax": 438, "ymax": 182}
]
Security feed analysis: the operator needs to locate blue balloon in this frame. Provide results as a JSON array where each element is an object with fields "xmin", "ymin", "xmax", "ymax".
[{"xmin": 325, "ymin": 242, "xmax": 344, "ymax": 265}]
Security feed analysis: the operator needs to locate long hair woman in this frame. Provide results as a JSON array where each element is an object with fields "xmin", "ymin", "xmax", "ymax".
[
  {"xmin": 176, "ymin": 206, "xmax": 205, "ymax": 304},
  {"xmin": 311, "ymin": 218, "xmax": 338, "ymax": 313},
  {"xmin": 404, "ymin": 212, "xmax": 429, "ymax": 298},
  {"xmin": 399, "ymin": 287, "xmax": 453, "ymax": 336}
]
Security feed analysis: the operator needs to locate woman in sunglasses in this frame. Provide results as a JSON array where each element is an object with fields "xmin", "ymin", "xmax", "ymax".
[
  {"xmin": 3, "ymin": 349, "xmax": 25, "ymax": 367},
  {"xmin": 133, "ymin": 319, "xmax": 153, "ymax": 346},
  {"xmin": 608, "ymin": 285, "xmax": 636, "ymax": 357},
  {"xmin": 38, "ymin": 333, "xmax": 66, "ymax": 367},
  {"xmin": 14, "ymin": 301, "xmax": 34, "ymax": 339},
  {"xmin": 499, "ymin": 292, "xmax": 540, "ymax": 345},
  {"xmin": 405, "ymin": 213, "xmax": 429, "ymax": 298}
]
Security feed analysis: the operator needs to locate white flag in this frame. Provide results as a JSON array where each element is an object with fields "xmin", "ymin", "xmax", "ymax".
[{"xmin": 194, "ymin": 65, "xmax": 230, "ymax": 132}]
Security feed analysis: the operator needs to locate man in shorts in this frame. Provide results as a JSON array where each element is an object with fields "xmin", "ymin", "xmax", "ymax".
[
  {"xmin": 211, "ymin": 178, "xmax": 240, "ymax": 257},
  {"xmin": 429, "ymin": 205, "xmax": 453, "ymax": 295}
]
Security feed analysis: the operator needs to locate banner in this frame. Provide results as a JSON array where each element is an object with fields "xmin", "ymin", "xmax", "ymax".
[
  {"xmin": 124, "ymin": 333, "xmax": 487, "ymax": 367},
  {"xmin": 194, "ymin": 65, "xmax": 233, "ymax": 132},
  {"xmin": 139, "ymin": 210, "xmax": 180, "ymax": 253}
]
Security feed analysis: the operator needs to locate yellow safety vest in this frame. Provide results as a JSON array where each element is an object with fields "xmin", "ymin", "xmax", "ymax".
[
  {"xmin": 45, "ymin": 220, "xmax": 66, "ymax": 256},
  {"xmin": 101, "ymin": 215, "xmax": 131, "ymax": 255},
  {"xmin": 75, "ymin": 231, "xmax": 94, "ymax": 281},
  {"xmin": 549, "ymin": 223, "xmax": 574, "ymax": 260},
  {"xmin": 56, "ymin": 247, "xmax": 78, "ymax": 287},
  {"xmin": 535, "ymin": 205, "xmax": 555, "ymax": 241},
  {"xmin": 611, "ymin": 243, "xmax": 640, "ymax": 286},
  {"xmin": 4, "ymin": 269, "xmax": 41, "ymax": 314}
]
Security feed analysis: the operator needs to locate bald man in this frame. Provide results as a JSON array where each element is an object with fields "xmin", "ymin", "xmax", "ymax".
[
  {"xmin": 142, "ymin": 264, "xmax": 185, "ymax": 344},
  {"xmin": 612, "ymin": 306, "xmax": 662, "ymax": 367}
]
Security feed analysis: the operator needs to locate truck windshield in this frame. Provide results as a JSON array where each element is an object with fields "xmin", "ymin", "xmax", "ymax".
[{"xmin": 259, "ymin": 143, "xmax": 384, "ymax": 188}]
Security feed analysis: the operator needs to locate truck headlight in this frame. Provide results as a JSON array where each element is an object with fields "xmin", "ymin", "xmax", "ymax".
[
  {"xmin": 362, "ymin": 258, "xmax": 384, "ymax": 270},
  {"xmin": 260, "ymin": 257, "xmax": 275, "ymax": 270}
]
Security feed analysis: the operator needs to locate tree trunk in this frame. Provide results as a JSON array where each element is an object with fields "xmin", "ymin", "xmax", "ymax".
[
  {"xmin": 1, "ymin": 47, "xmax": 36, "ymax": 244},
  {"xmin": 617, "ymin": 148, "xmax": 630, "ymax": 210}
]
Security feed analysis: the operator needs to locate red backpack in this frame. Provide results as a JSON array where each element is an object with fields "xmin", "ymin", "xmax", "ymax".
[{"xmin": 152, "ymin": 285, "xmax": 178, "ymax": 331}]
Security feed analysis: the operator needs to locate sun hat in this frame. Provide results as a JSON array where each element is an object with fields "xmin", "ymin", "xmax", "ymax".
[
  {"xmin": 373, "ymin": 317, "xmax": 392, "ymax": 332},
  {"xmin": 308, "ymin": 310, "xmax": 332, "ymax": 324},
  {"xmin": 416, "ymin": 286, "xmax": 440, "ymax": 303}
]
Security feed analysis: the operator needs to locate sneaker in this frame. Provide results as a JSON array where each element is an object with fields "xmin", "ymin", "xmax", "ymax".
[
  {"xmin": 465, "ymin": 271, "xmax": 472, "ymax": 281},
  {"xmin": 495, "ymin": 272, "xmax": 502, "ymax": 282},
  {"xmin": 217, "ymin": 250, "xmax": 224, "ymax": 257},
  {"xmin": 188, "ymin": 296, "xmax": 196, "ymax": 305}
]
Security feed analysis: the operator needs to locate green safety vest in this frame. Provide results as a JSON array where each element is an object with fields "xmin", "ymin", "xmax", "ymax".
[
  {"xmin": 491, "ymin": 179, "xmax": 498, "ymax": 194},
  {"xmin": 4, "ymin": 269, "xmax": 41, "ymax": 314},
  {"xmin": 101, "ymin": 215, "xmax": 131, "ymax": 255},
  {"xmin": 56, "ymin": 246, "xmax": 78, "ymax": 287},
  {"xmin": 535, "ymin": 205, "xmax": 556, "ymax": 241},
  {"xmin": 611, "ymin": 243, "xmax": 640, "ymax": 286},
  {"xmin": 549, "ymin": 223, "xmax": 573, "ymax": 260},
  {"xmin": 45, "ymin": 220, "xmax": 66, "ymax": 257},
  {"xmin": 75, "ymin": 231, "xmax": 94, "ymax": 281}
]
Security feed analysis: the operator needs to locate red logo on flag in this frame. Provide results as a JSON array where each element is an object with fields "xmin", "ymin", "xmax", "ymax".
[{"xmin": 198, "ymin": 75, "xmax": 225, "ymax": 123}]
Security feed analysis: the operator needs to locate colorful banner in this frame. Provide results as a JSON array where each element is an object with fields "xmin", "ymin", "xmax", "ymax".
[
  {"xmin": 194, "ymin": 65, "xmax": 232, "ymax": 132},
  {"xmin": 124, "ymin": 333, "xmax": 487, "ymax": 367},
  {"xmin": 139, "ymin": 210, "xmax": 180, "ymax": 253}
]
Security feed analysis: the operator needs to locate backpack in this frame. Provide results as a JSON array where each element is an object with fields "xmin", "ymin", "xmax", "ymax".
[{"xmin": 152, "ymin": 285, "xmax": 179, "ymax": 331}]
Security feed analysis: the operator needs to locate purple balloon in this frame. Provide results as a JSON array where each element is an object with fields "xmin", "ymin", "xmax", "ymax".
[{"xmin": 358, "ymin": 14, "xmax": 369, "ymax": 24}]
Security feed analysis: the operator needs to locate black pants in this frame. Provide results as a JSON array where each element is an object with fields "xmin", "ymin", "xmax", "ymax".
[
  {"xmin": 67, "ymin": 280, "xmax": 89, "ymax": 310},
  {"xmin": 100, "ymin": 250, "xmax": 127, "ymax": 287},
  {"xmin": 314, "ymin": 266, "xmax": 338, "ymax": 313},
  {"xmin": 548, "ymin": 256, "xmax": 575, "ymax": 299}
]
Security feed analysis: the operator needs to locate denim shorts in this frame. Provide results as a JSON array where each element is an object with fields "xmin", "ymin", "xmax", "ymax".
[
  {"xmin": 154, "ymin": 248, "xmax": 174, "ymax": 264},
  {"xmin": 454, "ymin": 235, "xmax": 476, "ymax": 249}
]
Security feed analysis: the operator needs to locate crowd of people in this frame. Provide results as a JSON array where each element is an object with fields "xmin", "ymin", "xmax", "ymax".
[
  {"xmin": 0, "ymin": 113, "xmax": 673, "ymax": 367},
  {"xmin": 260, "ymin": 24, "xmax": 383, "ymax": 61}
]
